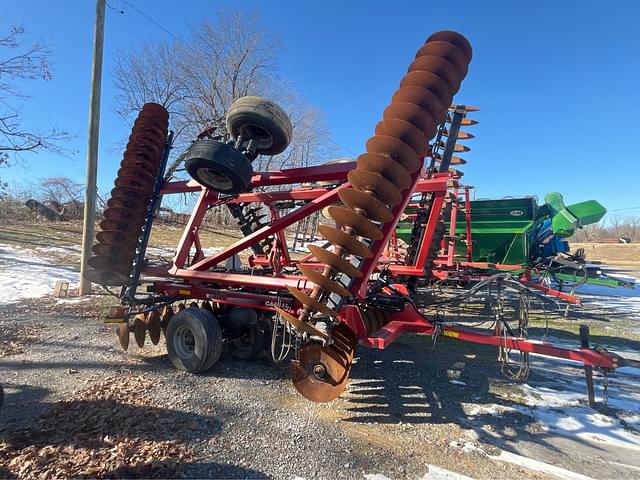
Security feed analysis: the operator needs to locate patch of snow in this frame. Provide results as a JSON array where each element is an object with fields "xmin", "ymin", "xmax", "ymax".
[
  {"xmin": 449, "ymin": 440, "xmax": 487, "ymax": 456},
  {"xmin": 490, "ymin": 450, "xmax": 593, "ymax": 480},
  {"xmin": 421, "ymin": 465, "xmax": 475, "ymax": 480},
  {"xmin": 461, "ymin": 402, "xmax": 517, "ymax": 417},
  {"xmin": 0, "ymin": 244, "xmax": 79, "ymax": 304},
  {"xmin": 449, "ymin": 380, "xmax": 467, "ymax": 386}
]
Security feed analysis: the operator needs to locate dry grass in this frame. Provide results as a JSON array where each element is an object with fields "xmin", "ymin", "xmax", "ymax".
[{"xmin": 571, "ymin": 242, "xmax": 640, "ymax": 266}]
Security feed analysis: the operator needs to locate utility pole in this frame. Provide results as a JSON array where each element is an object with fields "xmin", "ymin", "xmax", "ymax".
[{"xmin": 79, "ymin": 0, "xmax": 106, "ymax": 295}]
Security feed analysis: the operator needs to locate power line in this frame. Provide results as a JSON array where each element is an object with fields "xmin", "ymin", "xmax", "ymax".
[
  {"xmin": 117, "ymin": 0, "xmax": 180, "ymax": 41},
  {"xmin": 608, "ymin": 206, "xmax": 640, "ymax": 212}
]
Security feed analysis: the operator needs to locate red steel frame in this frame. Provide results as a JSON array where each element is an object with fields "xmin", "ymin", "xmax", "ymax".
[{"xmin": 143, "ymin": 162, "xmax": 620, "ymax": 373}]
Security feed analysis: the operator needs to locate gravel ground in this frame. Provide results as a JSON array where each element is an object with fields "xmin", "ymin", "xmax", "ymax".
[{"xmin": 1, "ymin": 295, "xmax": 638, "ymax": 479}]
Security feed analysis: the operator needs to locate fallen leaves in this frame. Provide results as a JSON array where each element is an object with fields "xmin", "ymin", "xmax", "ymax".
[{"xmin": 0, "ymin": 375, "xmax": 197, "ymax": 478}]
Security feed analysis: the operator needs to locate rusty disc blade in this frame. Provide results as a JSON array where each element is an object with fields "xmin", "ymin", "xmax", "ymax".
[
  {"xmin": 391, "ymin": 87, "xmax": 446, "ymax": 125},
  {"xmin": 115, "ymin": 175, "xmax": 155, "ymax": 193},
  {"xmin": 432, "ymin": 154, "xmax": 467, "ymax": 165},
  {"xmin": 133, "ymin": 314, "xmax": 146, "ymax": 348},
  {"xmin": 447, "ymin": 116, "xmax": 478, "ymax": 126},
  {"xmin": 414, "ymin": 41, "xmax": 469, "ymax": 77},
  {"xmin": 103, "ymin": 206, "xmax": 144, "ymax": 224},
  {"xmin": 290, "ymin": 324, "xmax": 356, "ymax": 403},
  {"xmin": 399, "ymin": 71, "xmax": 454, "ymax": 106},
  {"xmin": 298, "ymin": 265, "xmax": 353, "ymax": 298},
  {"xmin": 91, "ymin": 242, "xmax": 132, "ymax": 257},
  {"xmin": 96, "ymin": 229, "xmax": 137, "ymax": 245},
  {"xmin": 442, "ymin": 129, "xmax": 474, "ymax": 140},
  {"xmin": 448, "ymin": 104, "xmax": 479, "ymax": 112},
  {"xmin": 437, "ymin": 141, "xmax": 471, "ymax": 153},
  {"xmin": 357, "ymin": 153, "xmax": 412, "ymax": 190},
  {"xmin": 327, "ymin": 206, "xmax": 382, "ymax": 241},
  {"xmin": 85, "ymin": 267, "xmax": 130, "ymax": 286},
  {"xmin": 160, "ymin": 306, "xmax": 173, "ymax": 334},
  {"xmin": 348, "ymin": 170, "xmax": 403, "ymax": 206},
  {"xmin": 408, "ymin": 55, "xmax": 460, "ymax": 90},
  {"xmin": 275, "ymin": 307, "xmax": 329, "ymax": 339},
  {"xmin": 107, "ymin": 196, "xmax": 148, "ymax": 212},
  {"xmin": 147, "ymin": 310, "xmax": 161, "ymax": 345},
  {"xmin": 286, "ymin": 287, "xmax": 338, "ymax": 317},
  {"xmin": 426, "ymin": 31, "xmax": 473, "ymax": 63},
  {"xmin": 308, "ymin": 245, "xmax": 363, "ymax": 279},
  {"xmin": 110, "ymin": 185, "xmax": 149, "ymax": 202},
  {"xmin": 339, "ymin": 188, "xmax": 393, "ymax": 223},
  {"xmin": 99, "ymin": 218, "xmax": 131, "ymax": 232},
  {"xmin": 318, "ymin": 225, "xmax": 373, "ymax": 259},
  {"xmin": 383, "ymin": 102, "xmax": 437, "ymax": 139},
  {"xmin": 375, "ymin": 118, "xmax": 428, "ymax": 157},
  {"xmin": 86, "ymin": 254, "xmax": 131, "ymax": 271},
  {"xmin": 366, "ymin": 134, "xmax": 421, "ymax": 172},
  {"xmin": 116, "ymin": 322, "xmax": 130, "ymax": 351}
]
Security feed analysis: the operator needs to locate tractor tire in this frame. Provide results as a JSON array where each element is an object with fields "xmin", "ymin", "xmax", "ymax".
[
  {"xmin": 226, "ymin": 96, "xmax": 292, "ymax": 156},
  {"xmin": 229, "ymin": 323, "xmax": 265, "ymax": 360},
  {"xmin": 166, "ymin": 307, "xmax": 222, "ymax": 373},
  {"xmin": 185, "ymin": 139, "xmax": 253, "ymax": 194}
]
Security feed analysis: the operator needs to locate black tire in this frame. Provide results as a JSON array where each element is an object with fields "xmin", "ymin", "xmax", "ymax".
[
  {"xmin": 226, "ymin": 96, "xmax": 293, "ymax": 156},
  {"xmin": 184, "ymin": 139, "xmax": 253, "ymax": 194},
  {"xmin": 166, "ymin": 308, "xmax": 223, "ymax": 373},
  {"xmin": 230, "ymin": 323, "xmax": 265, "ymax": 360}
]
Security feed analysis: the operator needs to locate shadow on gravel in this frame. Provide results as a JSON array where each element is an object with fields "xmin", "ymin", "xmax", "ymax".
[{"xmin": 343, "ymin": 336, "xmax": 585, "ymax": 454}]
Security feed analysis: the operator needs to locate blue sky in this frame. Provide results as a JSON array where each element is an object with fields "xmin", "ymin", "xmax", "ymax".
[{"xmin": 2, "ymin": 0, "xmax": 639, "ymax": 216}]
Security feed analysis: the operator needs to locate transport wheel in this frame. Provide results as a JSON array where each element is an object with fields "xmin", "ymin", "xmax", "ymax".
[
  {"xmin": 184, "ymin": 139, "xmax": 253, "ymax": 194},
  {"xmin": 166, "ymin": 308, "xmax": 222, "ymax": 373},
  {"xmin": 230, "ymin": 323, "xmax": 265, "ymax": 360},
  {"xmin": 226, "ymin": 96, "xmax": 293, "ymax": 156}
]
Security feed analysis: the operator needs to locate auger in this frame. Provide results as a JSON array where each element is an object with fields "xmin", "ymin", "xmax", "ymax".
[{"xmin": 91, "ymin": 31, "xmax": 632, "ymax": 406}]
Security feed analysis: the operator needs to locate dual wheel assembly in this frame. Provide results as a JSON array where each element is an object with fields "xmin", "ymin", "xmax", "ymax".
[{"xmin": 116, "ymin": 304, "xmax": 268, "ymax": 373}]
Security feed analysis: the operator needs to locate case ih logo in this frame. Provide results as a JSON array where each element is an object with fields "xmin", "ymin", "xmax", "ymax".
[{"xmin": 510, "ymin": 210, "xmax": 524, "ymax": 217}]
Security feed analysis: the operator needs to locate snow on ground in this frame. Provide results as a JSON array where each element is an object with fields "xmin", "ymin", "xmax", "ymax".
[
  {"xmin": 489, "ymin": 451, "xmax": 593, "ymax": 480},
  {"xmin": 575, "ymin": 268, "xmax": 640, "ymax": 315},
  {"xmin": 0, "ymin": 244, "xmax": 79, "ymax": 304},
  {"xmin": 463, "ymin": 351, "xmax": 640, "ymax": 454},
  {"xmin": 364, "ymin": 466, "xmax": 475, "ymax": 480}
]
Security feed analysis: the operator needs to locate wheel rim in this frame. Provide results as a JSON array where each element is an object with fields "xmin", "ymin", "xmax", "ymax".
[
  {"xmin": 198, "ymin": 167, "xmax": 233, "ymax": 191},
  {"xmin": 174, "ymin": 325, "xmax": 196, "ymax": 359},
  {"xmin": 235, "ymin": 327, "xmax": 255, "ymax": 349}
]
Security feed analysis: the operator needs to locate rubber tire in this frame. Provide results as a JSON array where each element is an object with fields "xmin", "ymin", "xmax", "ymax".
[
  {"xmin": 166, "ymin": 308, "xmax": 223, "ymax": 373},
  {"xmin": 230, "ymin": 323, "xmax": 265, "ymax": 360},
  {"xmin": 184, "ymin": 140, "xmax": 253, "ymax": 194},
  {"xmin": 226, "ymin": 96, "xmax": 293, "ymax": 156}
]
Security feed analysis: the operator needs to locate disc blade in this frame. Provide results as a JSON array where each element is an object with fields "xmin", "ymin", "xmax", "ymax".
[
  {"xmin": 442, "ymin": 129, "xmax": 474, "ymax": 140},
  {"xmin": 298, "ymin": 265, "xmax": 353, "ymax": 298},
  {"xmin": 147, "ymin": 310, "xmax": 161, "ymax": 345},
  {"xmin": 374, "ymin": 118, "xmax": 429, "ymax": 157},
  {"xmin": 116, "ymin": 322, "xmax": 130, "ymax": 351},
  {"xmin": 317, "ymin": 225, "xmax": 373, "ymax": 259},
  {"xmin": 308, "ymin": 245, "xmax": 363, "ymax": 279},
  {"xmin": 365, "ymin": 135, "xmax": 421, "ymax": 173},
  {"xmin": 357, "ymin": 153, "xmax": 412, "ymax": 190},
  {"xmin": 286, "ymin": 287, "xmax": 338, "ymax": 317},
  {"xmin": 339, "ymin": 188, "xmax": 393, "ymax": 223},
  {"xmin": 448, "ymin": 104, "xmax": 479, "ymax": 112},
  {"xmin": 274, "ymin": 307, "xmax": 329, "ymax": 338},
  {"xmin": 133, "ymin": 314, "xmax": 146, "ymax": 348},
  {"xmin": 290, "ymin": 322, "xmax": 357, "ymax": 403},
  {"xmin": 327, "ymin": 206, "xmax": 382, "ymax": 241},
  {"xmin": 347, "ymin": 170, "xmax": 403, "ymax": 206}
]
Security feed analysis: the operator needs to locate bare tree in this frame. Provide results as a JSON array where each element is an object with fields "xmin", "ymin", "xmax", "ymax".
[
  {"xmin": 0, "ymin": 25, "xmax": 71, "ymax": 188},
  {"xmin": 111, "ymin": 10, "xmax": 334, "ymax": 180}
]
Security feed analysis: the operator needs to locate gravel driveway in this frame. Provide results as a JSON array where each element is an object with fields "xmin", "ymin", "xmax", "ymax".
[{"xmin": 1, "ymin": 295, "xmax": 639, "ymax": 479}]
